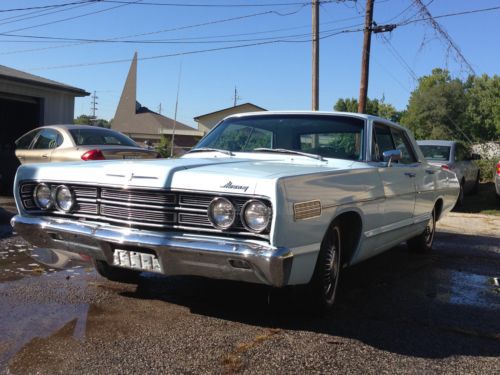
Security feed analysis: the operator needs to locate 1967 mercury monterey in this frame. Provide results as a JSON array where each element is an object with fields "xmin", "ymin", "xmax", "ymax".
[{"xmin": 11, "ymin": 112, "xmax": 459, "ymax": 310}]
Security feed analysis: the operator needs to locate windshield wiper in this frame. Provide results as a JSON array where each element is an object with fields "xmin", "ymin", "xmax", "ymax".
[
  {"xmin": 189, "ymin": 147, "xmax": 234, "ymax": 156},
  {"xmin": 253, "ymin": 148, "xmax": 324, "ymax": 161}
]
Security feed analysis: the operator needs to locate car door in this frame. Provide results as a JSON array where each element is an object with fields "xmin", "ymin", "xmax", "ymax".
[
  {"xmin": 372, "ymin": 123, "xmax": 417, "ymax": 228},
  {"xmin": 15, "ymin": 129, "xmax": 40, "ymax": 164},
  {"xmin": 22, "ymin": 128, "xmax": 62, "ymax": 163}
]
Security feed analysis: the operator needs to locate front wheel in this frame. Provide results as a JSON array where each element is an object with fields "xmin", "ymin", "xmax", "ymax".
[
  {"xmin": 93, "ymin": 259, "xmax": 141, "ymax": 284},
  {"xmin": 407, "ymin": 208, "xmax": 436, "ymax": 253},
  {"xmin": 307, "ymin": 221, "xmax": 342, "ymax": 312}
]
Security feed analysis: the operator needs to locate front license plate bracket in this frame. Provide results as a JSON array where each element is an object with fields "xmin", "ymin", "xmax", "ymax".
[{"xmin": 112, "ymin": 248, "xmax": 161, "ymax": 272}]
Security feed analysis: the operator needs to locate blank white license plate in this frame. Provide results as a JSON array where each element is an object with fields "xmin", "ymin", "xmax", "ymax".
[{"xmin": 113, "ymin": 249, "xmax": 161, "ymax": 272}]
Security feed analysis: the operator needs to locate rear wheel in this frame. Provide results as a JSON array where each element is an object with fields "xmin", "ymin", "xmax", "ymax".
[
  {"xmin": 472, "ymin": 172, "xmax": 480, "ymax": 194},
  {"xmin": 93, "ymin": 259, "xmax": 141, "ymax": 284},
  {"xmin": 307, "ymin": 221, "xmax": 342, "ymax": 312},
  {"xmin": 454, "ymin": 180, "xmax": 465, "ymax": 209},
  {"xmin": 407, "ymin": 208, "xmax": 436, "ymax": 253}
]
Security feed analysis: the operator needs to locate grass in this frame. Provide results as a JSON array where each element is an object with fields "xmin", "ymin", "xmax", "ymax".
[{"xmin": 455, "ymin": 182, "xmax": 500, "ymax": 216}]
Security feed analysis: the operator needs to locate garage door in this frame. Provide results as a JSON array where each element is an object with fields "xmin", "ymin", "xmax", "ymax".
[{"xmin": 0, "ymin": 94, "xmax": 41, "ymax": 194}]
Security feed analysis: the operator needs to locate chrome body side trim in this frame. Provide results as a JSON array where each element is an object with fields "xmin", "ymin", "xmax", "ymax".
[{"xmin": 11, "ymin": 215, "xmax": 293, "ymax": 287}]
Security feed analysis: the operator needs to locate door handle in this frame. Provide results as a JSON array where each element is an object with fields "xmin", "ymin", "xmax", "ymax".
[
  {"xmin": 404, "ymin": 172, "xmax": 416, "ymax": 178},
  {"xmin": 425, "ymin": 170, "xmax": 435, "ymax": 175},
  {"xmin": 41, "ymin": 154, "xmax": 48, "ymax": 159}
]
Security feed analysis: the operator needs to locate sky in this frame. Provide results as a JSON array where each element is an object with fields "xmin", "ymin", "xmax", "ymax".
[{"xmin": 1, "ymin": 0, "xmax": 499, "ymax": 128}]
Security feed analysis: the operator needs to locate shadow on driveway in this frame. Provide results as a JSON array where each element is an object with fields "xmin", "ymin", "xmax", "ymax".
[{"xmin": 119, "ymin": 231, "xmax": 500, "ymax": 359}]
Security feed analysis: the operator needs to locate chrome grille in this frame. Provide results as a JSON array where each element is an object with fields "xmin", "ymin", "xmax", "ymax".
[
  {"xmin": 100, "ymin": 204, "xmax": 175, "ymax": 224},
  {"xmin": 102, "ymin": 188, "xmax": 175, "ymax": 205},
  {"xmin": 19, "ymin": 182, "xmax": 271, "ymax": 239}
]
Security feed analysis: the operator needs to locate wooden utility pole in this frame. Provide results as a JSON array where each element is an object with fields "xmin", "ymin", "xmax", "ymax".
[
  {"xmin": 358, "ymin": 0, "xmax": 374, "ymax": 113},
  {"xmin": 312, "ymin": 0, "xmax": 319, "ymax": 111}
]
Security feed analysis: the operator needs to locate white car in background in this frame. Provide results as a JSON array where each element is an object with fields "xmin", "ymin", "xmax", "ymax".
[{"xmin": 417, "ymin": 140, "xmax": 481, "ymax": 206}]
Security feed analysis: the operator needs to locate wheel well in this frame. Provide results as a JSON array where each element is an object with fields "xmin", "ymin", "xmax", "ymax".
[
  {"xmin": 434, "ymin": 198, "xmax": 444, "ymax": 221},
  {"xmin": 334, "ymin": 211, "xmax": 362, "ymax": 267}
]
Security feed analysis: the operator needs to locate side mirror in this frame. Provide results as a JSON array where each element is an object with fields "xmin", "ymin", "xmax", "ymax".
[
  {"xmin": 383, "ymin": 149, "xmax": 402, "ymax": 167},
  {"xmin": 471, "ymin": 153, "xmax": 481, "ymax": 160}
]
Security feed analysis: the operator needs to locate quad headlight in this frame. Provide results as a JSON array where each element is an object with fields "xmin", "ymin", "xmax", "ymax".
[
  {"xmin": 54, "ymin": 185, "xmax": 74, "ymax": 212},
  {"xmin": 208, "ymin": 197, "xmax": 236, "ymax": 229},
  {"xmin": 241, "ymin": 199, "xmax": 271, "ymax": 233},
  {"xmin": 33, "ymin": 183, "xmax": 52, "ymax": 210}
]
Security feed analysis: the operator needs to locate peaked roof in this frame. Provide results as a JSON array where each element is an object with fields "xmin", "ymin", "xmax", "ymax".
[
  {"xmin": 113, "ymin": 53, "xmax": 197, "ymax": 135},
  {"xmin": 194, "ymin": 102, "xmax": 266, "ymax": 121},
  {"xmin": 0, "ymin": 64, "xmax": 89, "ymax": 96}
]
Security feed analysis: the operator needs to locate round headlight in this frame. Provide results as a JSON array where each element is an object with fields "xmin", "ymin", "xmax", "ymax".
[
  {"xmin": 54, "ymin": 185, "xmax": 74, "ymax": 212},
  {"xmin": 241, "ymin": 200, "xmax": 271, "ymax": 233},
  {"xmin": 33, "ymin": 183, "xmax": 52, "ymax": 210},
  {"xmin": 208, "ymin": 197, "xmax": 235, "ymax": 229}
]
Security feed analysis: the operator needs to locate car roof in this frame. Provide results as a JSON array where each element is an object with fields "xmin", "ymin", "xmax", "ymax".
[
  {"xmin": 222, "ymin": 110, "xmax": 408, "ymax": 131},
  {"xmin": 417, "ymin": 140, "xmax": 456, "ymax": 146},
  {"xmin": 35, "ymin": 124, "xmax": 114, "ymax": 131}
]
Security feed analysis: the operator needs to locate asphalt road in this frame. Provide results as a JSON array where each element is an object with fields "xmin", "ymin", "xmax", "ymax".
[{"xmin": 0, "ymin": 206, "xmax": 499, "ymax": 374}]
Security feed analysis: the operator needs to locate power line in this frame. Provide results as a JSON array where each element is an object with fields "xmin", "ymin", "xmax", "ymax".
[
  {"xmin": 411, "ymin": 0, "xmax": 476, "ymax": 74},
  {"xmin": 0, "ymin": 0, "xmax": 101, "ymax": 13},
  {"xmin": 0, "ymin": 1, "xmax": 98, "ymax": 26},
  {"xmin": 2, "ymin": 0, "xmax": 143, "ymax": 34},
  {"xmin": 0, "ymin": 6, "xmax": 311, "ymax": 55},
  {"xmin": 377, "ymin": 35, "xmax": 474, "ymax": 143},
  {"xmin": 98, "ymin": 0, "xmax": 353, "ymax": 7},
  {"xmin": 27, "ymin": 26, "xmax": 363, "ymax": 71}
]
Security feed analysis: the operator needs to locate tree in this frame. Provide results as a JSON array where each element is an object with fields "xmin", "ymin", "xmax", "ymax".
[
  {"xmin": 402, "ymin": 69, "xmax": 469, "ymax": 141},
  {"xmin": 334, "ymin": 97, "xmax": 402, "ymax": 122},
  {"xmin": 156, "ymin": 135, "xmax": 172, "ymax": 158},
  {"xmin": 464, "ymin": 74, "xmax": 500, "ymax": 140},
  {"xmin": 73, "ymin": 115, "xmax": 110, "ymax": 128}
]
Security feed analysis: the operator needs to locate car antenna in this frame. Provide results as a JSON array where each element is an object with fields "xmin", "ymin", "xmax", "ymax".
[{"xmin": 170, "ymin": 61, "xmax": 183, "ymax": 158}]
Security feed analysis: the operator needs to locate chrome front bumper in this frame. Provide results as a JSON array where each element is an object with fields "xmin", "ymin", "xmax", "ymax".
[{"xmin": 11, "ymin": 215, "xmax": 293, "ymax": 287}]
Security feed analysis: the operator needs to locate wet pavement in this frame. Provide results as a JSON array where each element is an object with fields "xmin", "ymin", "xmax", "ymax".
[{"xmin": 0, "ymin": 202, "xmax": 499, "ymax": 374}]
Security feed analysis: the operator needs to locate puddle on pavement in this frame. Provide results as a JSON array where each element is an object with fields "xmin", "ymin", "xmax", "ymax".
[
  {"xmin": 433, "ymin": 270, "xmax": 500, "ymax": 310},
  {"xmin": 0, "ymin": 245, "xmax": 92, "ymax": 282},
  {"xmin": 0, "ymin": 274, "xmax": 92, "ymax": 367}
]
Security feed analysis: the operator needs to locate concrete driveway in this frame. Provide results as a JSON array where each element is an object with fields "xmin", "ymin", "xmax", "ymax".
[{"xmin": 0, "ymin": 198, "xmax": 499, "ymax": 374}]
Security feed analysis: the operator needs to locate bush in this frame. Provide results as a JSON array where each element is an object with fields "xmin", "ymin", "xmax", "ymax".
[{"xmin": 476, "ymin": 158, "xmax": 498, "ymax": 182}]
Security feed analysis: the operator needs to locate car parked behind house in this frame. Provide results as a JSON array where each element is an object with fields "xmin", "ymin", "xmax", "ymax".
[
  {"xmin": 11, "ymin": 112, "xmax": 459, "ymax": 311},
  {"xmin": 15, "ymin": 125, "xmax": 158, "ymax": 164},
  {"xmin": 417, "ymin": 140, "xmax": 480, "ymax": 206}
]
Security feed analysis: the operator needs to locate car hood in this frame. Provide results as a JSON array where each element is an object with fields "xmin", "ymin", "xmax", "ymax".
[{"xmin": 15, "ymin": 154, "xmax": 363, "ymax": 195}]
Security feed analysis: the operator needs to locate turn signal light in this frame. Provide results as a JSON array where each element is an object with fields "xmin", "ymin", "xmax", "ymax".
[
  {"xmin": 441, "ymin": 165, "xmax": 449, "ymax": 170},
  {"xmin": 496, "ymin": 161, "xmax": 500, "ymax": 176},
  {"xmin": 81, "ymin": 149, "xmax": 105, "ymax": 161}
]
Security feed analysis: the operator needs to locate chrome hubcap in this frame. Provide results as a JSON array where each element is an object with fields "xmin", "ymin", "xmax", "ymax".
[
  {"xmin": 425, "ymin": 212, "xmax": 435, "ymax": 245},
  {"xmin": 322, "ymin": 229, "xmax": 340, "ymax": 300}
]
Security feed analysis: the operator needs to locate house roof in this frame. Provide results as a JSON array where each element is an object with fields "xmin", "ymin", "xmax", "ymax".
[
  {"xmin": 194, "ymin": 102, "xmax": 266, "ymax": 121},
  {"xmin": 0, "ymin": 65, "xmax": 89, "ymax": 96},
  {"xmin": 114, "ymin": 104, "xmax": 198, "ymax": 136}
]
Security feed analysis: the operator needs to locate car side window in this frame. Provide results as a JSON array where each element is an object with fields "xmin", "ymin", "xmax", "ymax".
[
  {"xmin": 391, "ymin": 129, "xmax": 417, "ymax": 164},
  {"xmin": 32, "ymin": 129, "xmax": 60, "ymax": 150},
  {"xmin": 373, "ymin": 124, "xmax": 395, "ymax": 161},
  {"xmin": 15, "ymin": 130, "xmax": 39, "ymax": 150}
]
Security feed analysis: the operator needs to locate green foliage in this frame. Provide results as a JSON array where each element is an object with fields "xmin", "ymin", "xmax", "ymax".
[
  {"xmin": 475, "ymin": 158, "xmax": 498, "ymax": 183},
  {"xmin": 156, "ymin": 135, "xmax": 172, "ymax": 158},
  {"xmin": 334, "ymin": 97, "xmax": 402, "ymax": 122},
  {"xmin": 401, "ymin": 69, "xmax": 467, "ymax": 140},
  {"xmin": 74, "ymin": 115, "xmax": 110, "ymax": 128},
  {"xmin": 464, "ymin": 74, "xmax": 500, "ymax": 140},
  {"xmin": 401, "ymin": 69, "xmax": 499, "ymax": 142}
]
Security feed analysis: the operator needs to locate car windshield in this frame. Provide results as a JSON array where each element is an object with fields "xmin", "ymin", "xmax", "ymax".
[
  {"xmin": 194, "ymin": 114, "xmax": 365, "ymax": 161},
  {"xmin": 69, "ymin": 128, "xmax": 138, "ymax": 147},
  {"xmin": 419, "ymin": 145, "xmax": 451, "ymax": 161}
]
